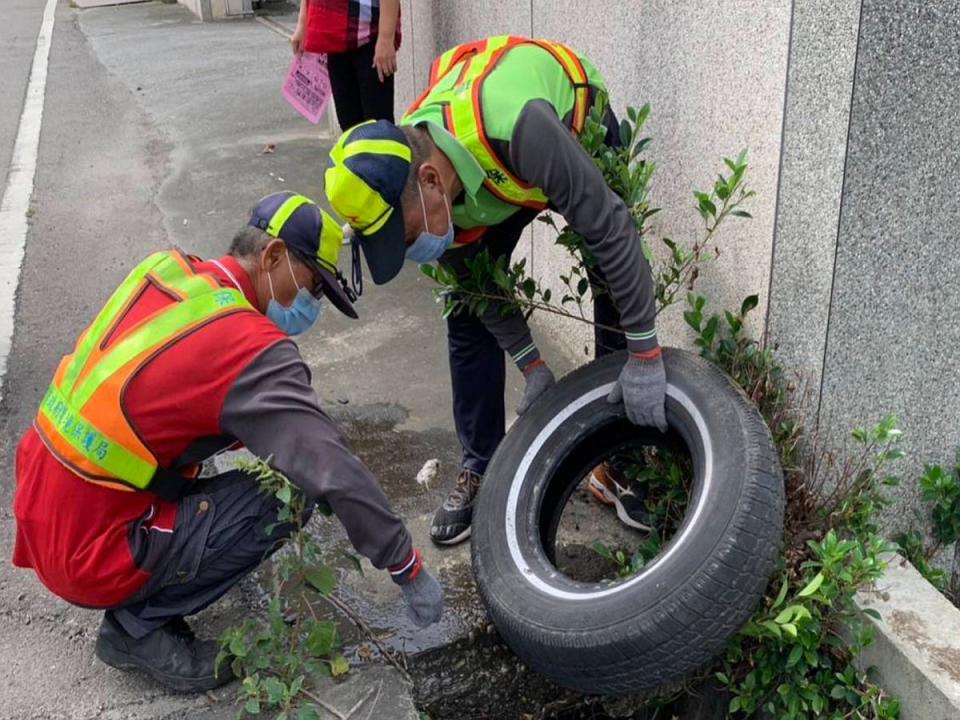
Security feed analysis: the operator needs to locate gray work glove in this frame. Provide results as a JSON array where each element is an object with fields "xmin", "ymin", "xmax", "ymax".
[
  {"xmin": 400, "ymin": 569, "xmax": 444, "ymax": 627},
  {"xmin": 391, "ymin": 551, "xmax": 443, "ymax": 627},
  {"xmin": 607, "ymin": 351, "xmax": 668, "ymax": 431},
  {"xmin": 517, "ymin": 362, "xmax": 556, "ymax": 415}
]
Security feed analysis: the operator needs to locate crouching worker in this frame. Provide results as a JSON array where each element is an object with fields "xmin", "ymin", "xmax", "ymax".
[{"xmin": 11, "ymin": 192, "xmax": 442, "ymax": 692}]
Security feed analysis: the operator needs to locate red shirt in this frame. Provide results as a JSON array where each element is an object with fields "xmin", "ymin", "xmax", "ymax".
[
  {"xmin": 305, "ymin": 0, "xmax": 401, "ymax": 55},
  {"xmin": 12, "ymin": 256, "xmax": 285, "ymax": 608}
]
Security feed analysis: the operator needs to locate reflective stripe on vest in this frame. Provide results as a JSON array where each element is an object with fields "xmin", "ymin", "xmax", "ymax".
[
  {"xmin": 34, "ymin": 250, "xmax": 251, "ymax": 494},
  {"xmin": 407, "ymin": 36, "xmax": 592, "ymax": 210}
]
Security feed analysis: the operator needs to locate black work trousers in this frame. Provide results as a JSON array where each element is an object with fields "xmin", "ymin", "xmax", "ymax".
[
  {"xmin": 110, "ymin": 470, "xmax": 312, "ymax": 639},
  {"xmin": 326, "ymin": 41, "xmax": 395, "ymax": 131}
]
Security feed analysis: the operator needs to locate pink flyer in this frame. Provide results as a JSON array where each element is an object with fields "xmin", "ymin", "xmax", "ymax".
[{"xmin": 282, "ymin": 52, "xmax": 332, "ymax": 125}]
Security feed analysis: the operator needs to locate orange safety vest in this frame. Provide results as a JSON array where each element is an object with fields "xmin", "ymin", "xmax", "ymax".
[
  {"xmin": 34, "ymin": 250, "xmax": 252, "ymax": 499},
  {"xmin": 405, "ymin": 35, "xmax": 595, "ymax": 211}
]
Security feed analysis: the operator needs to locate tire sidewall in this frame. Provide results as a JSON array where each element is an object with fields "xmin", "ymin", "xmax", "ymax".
[{"xmin": 472, "ymin": 348, "xmax": 777, "ymax": 660}]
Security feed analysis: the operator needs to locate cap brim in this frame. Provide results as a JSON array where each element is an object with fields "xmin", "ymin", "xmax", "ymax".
[
  {"xmin": 308, "ymin": 261, "xmax": 359, "ymax": 319},
  {"xmin": 358, "ymin": 210, "xmax": 406, "ymax": 285}
]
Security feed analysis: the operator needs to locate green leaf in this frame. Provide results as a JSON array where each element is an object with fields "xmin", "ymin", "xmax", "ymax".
[
  {"xmin": 636, "ymin": 103, "xmax": 651, "ymax": 127},
  {"xmin": 245, "ymin": 698, "xmax": 261, "ymax": 715},
  {"xmin": 715, "ymin": 671, "xmax": 730, "ymax": 685},
  {"xmin": 229, "ymin": 634, "xmax": 248, "ymax": 658},
  {"xmin": 305, "ymin": 566, "xmax": 337, "ymax": 595},
  {"xmin": 774, "ymin": 606, "xmax": 798, "ymax": 625},
  {"xmin": 619, "ymin": 119, "xmax": 633, "ymax": 148},
  {"xmin": 591, "ymin": 541, "xmax": 615, "ymax": 562},
  {"xmin": 715, "ymin": 177, "xmax": 731, "ymax": 201},
  {"xmin": 683, "ymin": 310, "xmax": 702, "ymax": 331},
  {"xmin": 729, "ymin": 696, "xmax": 742, "ymax": 714},
  {"xmin": 264, "ymin": 677, "xmax": 286, "ymax": 704},
  {"xmin": 781, "ymin": 622, "xmax": 798, "ymax": 639},
  {"xmin": 811, "ymin": 694, "xmax": 824, "ymax": 715},
  {"xmin": 698, "ymin": 196, "xmax": 718, "ymax": 218},
  {"xmin": 641, "ymin": 238, "xmax": 654, "ymax": 263},
  {"xmin": 787, "ymin": 645, "xmax": 804, "ymax": 667},
  {"xmin": 797, "ymin": 572, "xmax": 824, "ymax": 597},
  {"xmin": 761, "ymin": 620, "xmax": 783, "ymax": 638},
  {"xmin": 329, "ymin": 655, "xmax": 350, "ymax": 677},
  {"xmin": 306, "ymin": 621, "xmax": 338, "ymax": 657},
  {"xmin": 276, "ymin": 483, "xmax": 292, "ymax": 506},
  {"xmin": 731, "ymin": 210, "xmax": 753, "ymax": 218},
  {"xmin": 862, "ymin": 607, "xmax": 882, "ymax": 621},
  {"xmin": 740, "ymin": 295, "xmax": 759, "ymax": 316},
  {"xmin": 297, "ymin": 706, "xmax": 321, "ymax": 720},
  {"xmin": 703, "ymin": 315, "xmax": 719, "ymax": 342},
  {"xmin": 771, "ymin": 576, "xmax": 790, "ymax": 609}
]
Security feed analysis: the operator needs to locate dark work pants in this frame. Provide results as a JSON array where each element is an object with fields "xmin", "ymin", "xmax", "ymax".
[
  {"xmin": 445, "ymin": 108, "xmax": 627, "ymax": 475},
  {"xmin": 445, "ymin": 220, "xmax": 627, "ymax": 476},
  {"xmin": 110, "ymin": 470, "xmax": 311, "ymax": 640},
  {"xmin": 326, "ymin": 41, "xmax": 395, "ymax": 131}
]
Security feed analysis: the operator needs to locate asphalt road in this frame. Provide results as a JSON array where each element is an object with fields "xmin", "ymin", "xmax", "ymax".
[{"xmin": 0, "ymin": 0, "xmax": 46, "ymax": 187}]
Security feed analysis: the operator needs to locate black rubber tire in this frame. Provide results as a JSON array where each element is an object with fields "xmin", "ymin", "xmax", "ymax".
[{"xmin": 471, "ymin": 348, "xmax": 785, "ymax": 695}]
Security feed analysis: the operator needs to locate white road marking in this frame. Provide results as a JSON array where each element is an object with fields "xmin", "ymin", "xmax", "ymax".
[{"xmin": 0, "ymin": 0, "xmax": 58, "ymax": 405}]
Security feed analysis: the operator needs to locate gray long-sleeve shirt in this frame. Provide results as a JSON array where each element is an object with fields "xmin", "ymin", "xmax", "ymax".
[
  {"xmin": 219, "ymin": 341, "xmax": 412, "ymax": 570},
  {"xmin": 446, "ymin": 99, "xmax": 659, "ymax": 360}
]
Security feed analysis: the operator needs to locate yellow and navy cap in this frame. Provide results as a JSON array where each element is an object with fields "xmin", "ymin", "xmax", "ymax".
[
  {"xmin": 325, "ymin": 120, "xmax": 412, "ymax": 285},
  {"xmin": 249, "ymin": 191, "xmax": 358, "ymax": 319}
]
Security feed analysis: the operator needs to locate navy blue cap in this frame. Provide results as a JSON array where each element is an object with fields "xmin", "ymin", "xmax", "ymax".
[
  {"xmin": 325, "ymin": 120, "xmax": 412, "ymax": 285},
  {"xmin": 249, "ymin": 191, "xmax": 358, "ymax": 319}
]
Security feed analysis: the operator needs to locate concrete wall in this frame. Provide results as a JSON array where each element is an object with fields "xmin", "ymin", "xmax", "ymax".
[
  {"xmin": 399, "ymin": 1, "xmax": 960, "ymax": 535},
  {"xmin": 768, "ymin": 0, "xmax": 960, "ymax": 534},
  {"xmin": 177, "ymin": 0, "xmax": 251, "ymax": 21},
  {"xmin": 177, "ymin": 0, "xmax": 209, "ymax": 22}
]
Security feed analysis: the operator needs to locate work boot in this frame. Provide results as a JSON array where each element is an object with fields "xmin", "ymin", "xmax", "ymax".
[
  {"xmin": 586, "ymin": 461, "xmax": 655, "ymax": 531},
  {"xmin": 430, "ymin": 468, "xmax": 483, "ymax": 546},
  {"xmin": 95, "ymin": 611, "xmax": 233, "ymax": 693}
]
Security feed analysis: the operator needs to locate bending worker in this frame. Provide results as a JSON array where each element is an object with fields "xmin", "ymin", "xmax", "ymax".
[
  {"xmin": 12, "ymin": 192, "xmax": 443, "ymax": 692},
  {"xmin": 325, "ymin": 35, "xmax": 667, "ymax": 546}
]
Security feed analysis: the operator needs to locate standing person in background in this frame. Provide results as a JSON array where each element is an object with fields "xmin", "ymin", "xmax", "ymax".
[{"xmin": 291, "ymin": 0, "xmax": 401, "ymax": 130}]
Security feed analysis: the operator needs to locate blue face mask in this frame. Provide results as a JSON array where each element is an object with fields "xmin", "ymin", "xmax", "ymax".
[
  {"xmin": 265, "ymin": 251, "xmax": 322, "ymax": 336},
  {"xmin": 406, "ymin": 181, "xmax": 454, "ymax": 263}
]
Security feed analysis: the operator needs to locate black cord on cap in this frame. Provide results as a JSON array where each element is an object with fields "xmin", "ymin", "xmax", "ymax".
[{"xmin": 350, "ymin": 237, "xmax": 364, "ymax": 297}]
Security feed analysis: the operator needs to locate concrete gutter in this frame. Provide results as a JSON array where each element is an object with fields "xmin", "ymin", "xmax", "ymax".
[{"xmin": 856, "ymin": 554, "xmax": 960, "ymax": 720}]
